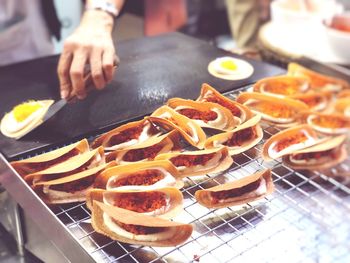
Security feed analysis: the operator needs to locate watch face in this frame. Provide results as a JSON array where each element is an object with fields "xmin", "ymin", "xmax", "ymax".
[{"xmin": 89, "ymin": 0, "xmax": 119, "ymax": 17}]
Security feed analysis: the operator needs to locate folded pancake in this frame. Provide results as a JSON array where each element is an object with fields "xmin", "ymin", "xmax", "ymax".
[
  {"xmin": 94, "ymin": 160, "xmax": 184, "ymax": 190},
  {"xmin": 167, "ymin": 98, "xmax": 238, "ymax": 131},
  {"xmin": 288, "ymin": 63, "xmax": 349, "ymax": 92},
  {"xmin": 337, "ymin": 90, "xmax": 350, "ymax": 99},
  {"xmin": 149, "ymin": 106, "xmax": 206, "ymax": 149},
  {"xmin": 204, "ymin": 114, "xmax": 263, "ymax": 155},
  {"xmin": 195, "ymin": 169, "xmax": 274, "ymax": 209},
  {"xmin": 302, "ymin": 112, "xmax": 350, "ymax": 135},
  {"xmin": 105, "ymin": 130, "xmax": 181, "ymax": 164},
  {"xmin": 262, "ymin": 124, "xmax": 321, "ymax": 161},
  {"xmin": 86, "ymin": 187, "xmax": 183, "ymax": 219},
  {"xmin": 334, "ymin": 98, "xmax": 350, "ymax": 117},
  {"xmin": 33, "ymin": 162, "xmax": 113, "ymax": 204},
  {"xmin": 0, "ymin": 100, "xmax": 54, "ymax": 139},
  {"xmin": 91, "ymin": 119, "xmax": 161, "ymax": 151},
  {"xmin": 253, "ymin": 75, "xmax": 309, "ymax": 97},
  {"xmin": 11, "ymin": 139, "xmax": 89, "ymax": 177},
  {"xmin": 24, "ymin": 147, "xmax": 105, "ymax": 185},
  {"xmin": 155, "ymin": 146, "xmax": 233, "ymax": 177},
  {"xmin": 91, "ymin": 201, "xmax": 193, "ymax": 247},
  {"xmin": 290, "ymin": 90, "xmax": 332, "ymax": 112},
  {"xmin": 197, "ymin": 83, "xmax": 253, "ymax": 123},
  {"xmin": 282, "ymin": 135, "xmax": 347, "ymax": 170},
  {"xmin": 236, "ymin": 92, "xmax": 308, "ymax": 126}
]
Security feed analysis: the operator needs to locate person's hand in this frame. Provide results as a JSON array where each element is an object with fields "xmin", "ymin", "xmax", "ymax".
[{"xmin": 58, "ymin": 10, "xmax": 117, "ymax": 100}]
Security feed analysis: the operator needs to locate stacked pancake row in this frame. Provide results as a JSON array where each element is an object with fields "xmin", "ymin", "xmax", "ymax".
[
  {"xmin": 241, "ymin": 63, "xmax": 350, "ymax": 170},
  {"xmin": 11, "ymin": 84, "xmax": 276, "ymax": 247}
]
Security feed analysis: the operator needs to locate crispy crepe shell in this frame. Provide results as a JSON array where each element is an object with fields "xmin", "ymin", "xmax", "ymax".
[
  {"xmin": 197, "ymin": 83, "xmax": 254, "ymax": 122},
  {"xmin": 149, "ymin": 106, "xmax": 206, "ymax": 149},
  {"xmin": 33, "ymin": 162, "xmax": 113, "ymax": 204},
  {"xmin": 94, "ymin": 160, "xmax": 184, "ymax": 190},
  {"xmin": 91, "ymin": 201, "xmax": 193, "ymax": 247},
  {"xmin": 0, "ymin": 100, "xmax": 54, "ymax": 139},
  {"xmin": 288, "ymin": 63, "xmax": 350, "ymax": 91},
  {"xmin": 86, "ymin": 187, "xmax": 183, "ymax": 219},
  {"xmin": 204, "ymin": 114, "xmax": 263, "ymax": 155},
  {"xmin": 337, "ymin": 90, "xmax": 350, "ymax": 99},
  {"xmin": 253, "ymin": 75, "xmax": 309, "ymax": 97},
  {"xmin": 195, "ymin": 169, "xmax": 274, "ymax": 209},
  {"xmin": 105, "ymin": 130, "xmax": 181, "ymax": 164},
  {"xmin": 155, "ymin": 146, "xmax": 233, "ymax": 177},
  {"xmin": 291, "ymin": 90, "xmax": 332, "ymax": 112},
  {"xmin": 262, "ymin": 124, "xmax": 320, "ymax": 161},
  {"xmin": 301, "ymin": 112, "xmax": 350, "ymax": 135},
  {"xmin": 91, "ymin": 118, "xmax": 160, "ymax": 151},
  {"xmin": 282, "ymin": 135, "xmax": 347, "ymax": 170},
  {"xmin": 11, "ymin": 139, "xmax": 89, "ymax": 177},
  {"xmin": 334, "ymin": 98, "xmax": 350, "ymax": 117},
  {"xmin": 24, "ymin": 147, "xmax": 105, "ymax": 184},
  {"xmin": 236, "ymin": 92, "xmax": 308, "ymax": 124},
  {"xmin": 167, "ymin": 98, "xmax": 238, "ymax": 131}
]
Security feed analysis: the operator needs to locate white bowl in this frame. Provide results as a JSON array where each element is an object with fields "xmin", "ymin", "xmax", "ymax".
[{"xmin": 323, "ymin": 14, "xmax": 350, "ymax": 62}]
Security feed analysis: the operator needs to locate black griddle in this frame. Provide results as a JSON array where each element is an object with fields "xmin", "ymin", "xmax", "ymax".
[{"xmin": 0, "ymin": 32, "xmax": 284, "ymax": 160}]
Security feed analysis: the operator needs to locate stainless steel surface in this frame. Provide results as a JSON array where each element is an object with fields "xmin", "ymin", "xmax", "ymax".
[
  {"xmin": 0, "ymin": 154, "xmax": 95, "ymax": 263},
  {"xmin": 2, "ymin": 85, "xmax": 350, "ymax": 262}
]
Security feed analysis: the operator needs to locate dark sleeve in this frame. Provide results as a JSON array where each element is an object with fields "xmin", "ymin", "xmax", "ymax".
[{"xmin": 41, "ymin": 0, "xmax": 62, "ymax": 41}]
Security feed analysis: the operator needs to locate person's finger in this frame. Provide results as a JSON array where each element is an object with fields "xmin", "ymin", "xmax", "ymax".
[
  {"xmin": 102, "ymin": 48, "xmax": 116, "ymax": 83},
  {"xmin": 70, "ymin": 50, "xmax": 88, "ymax": 100},
  {"xmin": 57, "ymin": 51, "xmax": 73, "ymax": 99},
  {"xmin": 90, "ymin": 48, "xmax": 105, "ymax": 90}
]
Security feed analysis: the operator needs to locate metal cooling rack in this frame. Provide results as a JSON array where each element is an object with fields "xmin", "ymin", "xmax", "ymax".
[{"xmin": 47, "ymin": 88, "xmax": 350, "ymax": 263}]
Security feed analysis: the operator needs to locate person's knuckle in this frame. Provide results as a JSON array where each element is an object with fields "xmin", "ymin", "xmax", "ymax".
[{"xmin": 70, "ymin": 69, "xmax": 83, "ymax": 78}]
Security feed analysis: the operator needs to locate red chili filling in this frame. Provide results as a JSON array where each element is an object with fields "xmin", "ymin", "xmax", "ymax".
[
  {"xmin": 273, "ymin": 133, "xmax": 309, "ymax": 152},
  {"xmin": 112, "ymin": 192, "xmax": 167, "ymax": 213},
  {"xmin": 291, "ymin": 148, "xmax": 338, "ymax": 161},
  {"xmin": 177, "ymin": 108, "xmax": 218, "ymax": 123},
  {"xmin": 113, "ymin": 170, "xmax": 165, "ymax": 187},
  {"xmin": 223, "ymin": 127, "xmax": 256, "ymax": 147},
  {"xmin": 50, "ymin": 173, "xmax": 96, "ymax": 193},
  {"xmin": 26, "ymin": 149, "xmax": 80, "ymax": 173},
  {"xmin": 312, "ymin": 116, "xmax": 350, "ymax": 129},
  {"xmin": 112, "ymin": 219, "xmax": 164, "ymax": 235},
  {"xmin": 123, "ymin": 144, "xmax": 164, "ymax": 162},
  {"xmin": 210, "ymin": 178, "xmax": 261, "ymax": 204},
  {"xmin": 297, "ymin": 96, "xmax": 322, "ymax": 108},
  {"xmin": 108, "ymin": 125, "xmax": 144, "ymax": 147},
  {"xmin": 204, "ymin": 96, "xmax": 242, "ymax": 117},
  {"xmin": 170, "ymin": 153, "xmax": 216, "ymax": 167}
]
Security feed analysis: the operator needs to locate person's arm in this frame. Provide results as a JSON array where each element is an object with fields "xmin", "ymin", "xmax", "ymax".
[{"xmin": 58, "ymin": 0, "xmax": 125, "ymax": 100}]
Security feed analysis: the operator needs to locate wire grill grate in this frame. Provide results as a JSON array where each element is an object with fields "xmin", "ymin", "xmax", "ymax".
[{"xmin": 45, "ymin": 87, "xmax": 350, "ymax": 263}]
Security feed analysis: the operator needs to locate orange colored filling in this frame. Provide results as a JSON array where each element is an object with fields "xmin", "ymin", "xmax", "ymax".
[
  {"xmin": 311, "ymin": 115, "xmax": 350, "ymax": 129},
  {"xmin": 26, "ymin": 149, "xmax": 80, "ymax": 173},
  {"xmin": 177, "ymin": 108, "xmax": 218, "ymax": 123},
  {"xmin": 112, "ymin": 219, "xmax": 164, "ymax": 235},
  {"xmin": 223, "ymin": 127, "xmax": 257, "ymax": 147},
  {"xmin": 263, "ymin": 80, "xmax": 303, "ymax": 96},
  {"xmin": 203, "ymin": 95, "xmax": 242, "ymax": 118},
  {"xmin": 273, "ymin": 133, "xmax": 309, "ymax": 152},
  {"xmin": 170, "ymin": 152, "xmax": 216, "ymax": 167},
  {"xmin": 249, "ymin": 101, "xmax": 295, "ymax": 118},
  {"xmin": 210, "ymin": 178, "xmax": 261, "ymax": 204},
  {"xmin": 113, "ymin": 170, "xmax": 165, "ymax": 187},
  {"xmin": 123, "ymin": 144, "xmax": 164, "ymax": 162},
  {"xmin": 291, "ymin": 148, "xmax": 338, "ymax": 162},
  {"xmin": 112, "ymin": 192, "xmax": 167, "ymax": 213}
]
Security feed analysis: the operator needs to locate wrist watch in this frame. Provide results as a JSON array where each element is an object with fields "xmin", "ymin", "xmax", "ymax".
[{"xmin": 86, "ymin": 0, "xmax": 119, "ymax": 18}]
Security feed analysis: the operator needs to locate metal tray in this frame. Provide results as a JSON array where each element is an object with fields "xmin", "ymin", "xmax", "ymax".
[{"xmin": 2, "ymin": 86, "xmax": 350, "ymax": 263}]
